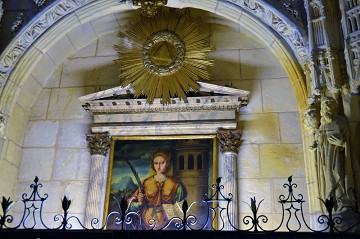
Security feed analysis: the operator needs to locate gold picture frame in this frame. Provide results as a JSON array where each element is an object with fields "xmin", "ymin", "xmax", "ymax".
[{"xmin": 104, "ymin": 134, "xmax": 218, "ymax": 230}]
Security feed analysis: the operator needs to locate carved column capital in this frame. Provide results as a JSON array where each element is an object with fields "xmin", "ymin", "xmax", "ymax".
[
  {"xmin": 86, "ymin": 132, "xmax": 110, "ymax": 156},
  {"xmin": 217, "ymin": 129, "xmax": 242, "ymax": 154}
]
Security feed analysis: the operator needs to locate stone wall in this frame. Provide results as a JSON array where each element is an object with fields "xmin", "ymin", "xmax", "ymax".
[
  {"xmin": 208, "ymin": 17, "xmax": 307, "ymax": 229},
  {"xmin": 2, "ymin": 8, "xmax": 308, "ymax": 229}
]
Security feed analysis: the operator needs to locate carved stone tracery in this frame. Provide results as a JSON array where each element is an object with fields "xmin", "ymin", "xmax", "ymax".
[{"xmin": 340, "ymin": 0, "xmax": 360, "ymax": 93}]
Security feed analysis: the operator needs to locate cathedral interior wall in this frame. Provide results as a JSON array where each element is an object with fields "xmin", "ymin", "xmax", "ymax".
[{"xmin": 0, "ymin": 3, "xmax": 309, "ymax": 229}]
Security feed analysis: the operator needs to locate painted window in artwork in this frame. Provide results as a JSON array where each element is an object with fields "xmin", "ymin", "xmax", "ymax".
[
  {"xmin": 179, "ymin": 155, "xmax": 185, "ymax": 170},
  {"xmin": 197, "ymin": 155, "xmax": 203, "ymax": 169},
  {"xmin": 188, "ymin": 154, "xmax": 194, "ymax": 169}
]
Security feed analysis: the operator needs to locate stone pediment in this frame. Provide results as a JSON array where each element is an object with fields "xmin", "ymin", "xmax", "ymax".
[
  {"xmin": 78, "ymin": 82, "xmax": 249, "ymax": 135},
  {"xmin": 78, "ymin": 81, "xmax": 249, "ymax": 113}
]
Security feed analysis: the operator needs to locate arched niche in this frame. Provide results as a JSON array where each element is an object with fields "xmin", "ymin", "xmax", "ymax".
[{"xmin": 0, "ymin": 0, "xmax": 313, "ymax": 222}]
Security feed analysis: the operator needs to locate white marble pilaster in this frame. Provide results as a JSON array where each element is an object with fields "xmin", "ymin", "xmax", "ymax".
[
  {"xmin": 217, "ymin": 129, "xmax": 242, "ymax": 230},
  {"xmin": 84, "ymin": 132, "xmax": 110, "ymax": 228}
]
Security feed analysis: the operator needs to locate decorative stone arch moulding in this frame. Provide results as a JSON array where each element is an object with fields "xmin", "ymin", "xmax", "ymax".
[
  {"xmin": 0, "ymin": 0, "xmax": 91, "ymax": 89},
  {"xmin": 170, "ymin": 0, "xmax": 309, "ymax": 64},
  {"xmin": 0, "ymin": 0, "xmax": 308, "ymax": 110}
]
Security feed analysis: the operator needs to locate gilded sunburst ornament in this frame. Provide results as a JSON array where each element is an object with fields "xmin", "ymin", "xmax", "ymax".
[{"xmin": 114, "ymin": 8, "xmax": 214, "ymax": 104}]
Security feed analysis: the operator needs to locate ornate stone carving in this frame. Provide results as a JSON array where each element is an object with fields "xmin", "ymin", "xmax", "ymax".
[
  {"xmin": 282, "ymin": 2, "xmax": 299, "ymax": 18},
  {"xmin": 303, "ymin": 103, "xmax": 320, "ymax": 150},
  {"xmin": 305, "ymin": 0, "xmax": 346, "ymax": 103},
  {"xmin": 217, "ymin": 129, "xmax": 242, "ymax": 154},
  {"xmin": 86, "ymin": 133, "xmax": 110, "ymax": 156},
  {"xmin": 132, "ymin": 0, "xmax": 167, "ymax": 17},
  {"xmin": 313, "ymin": 97, "xmax": 356, "ymax": 211},
  {"xmin": 339, "ymin": 0, "xmax": 360, "ymax": 93},
  {"xmin": 0, "ymin": 0, "xmax": 94, "ymax": 94},
  {"xmin": 33, "ymin": 0, "xmax": 48, "ymax": 8},
  {"xmin": 235, "ymin": 0, "xmax": 308, "ymax": 61},
  {"xmin": 11, "ymin": 13, "xmax": 24, "ymax": 32},
  {"xmin": 318, "ymin": 50, "xmax": 340, "ymax": 96},
  {"xmin": 243, "ymin": 0, "xmax": 266, "ymax": 17},
  {"xmin": 303, "ymin": 58, "xmax": 321, "ymax": 104}
]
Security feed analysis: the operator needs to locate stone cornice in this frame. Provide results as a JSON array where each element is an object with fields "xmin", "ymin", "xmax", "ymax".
[
  {"xmin": 80, "ymin": 82, "xmax": 248, "ymax": 135},
  {"xmin": 81, "ymin": 95, "xmax": 247, "ymax": 113},
  {"xmin": 79, "ymin": 82, "xmax": 250, "ymax": 114}
]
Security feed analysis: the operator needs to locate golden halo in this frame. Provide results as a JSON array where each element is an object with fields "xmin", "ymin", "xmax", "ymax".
[{"xmin": 114, "ymin": 8, "xmax": 214, "ymax": 104}]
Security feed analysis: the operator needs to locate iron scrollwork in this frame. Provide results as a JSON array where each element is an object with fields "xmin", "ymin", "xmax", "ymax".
[{"xmin": 1, "ymin": 175, "xmax": 360, "ymax": 233}]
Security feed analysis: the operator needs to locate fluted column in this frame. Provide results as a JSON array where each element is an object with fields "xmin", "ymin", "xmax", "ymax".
[
  {"xmin": 84, "ymin": 132, "xmax": 110, "ymax": 228},
  {"xmin": 217, "ymin": 129, "xmax": 242, "ymax": 230}
]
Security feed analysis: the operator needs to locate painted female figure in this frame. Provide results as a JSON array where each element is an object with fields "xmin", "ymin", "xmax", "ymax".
[{"xmin": 128, "ymin": 149, "xmax": 187, "ymax": 229}]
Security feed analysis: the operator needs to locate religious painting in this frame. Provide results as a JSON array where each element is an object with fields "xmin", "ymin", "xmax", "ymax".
[{"xmin": 104, "ymin": 135, "xmax": 218, "ymax": 230}]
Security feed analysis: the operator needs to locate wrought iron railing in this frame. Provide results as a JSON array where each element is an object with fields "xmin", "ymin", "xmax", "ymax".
[{"xmin": 0, "ymin": 176, "xmax": 359, "ymax": 233}]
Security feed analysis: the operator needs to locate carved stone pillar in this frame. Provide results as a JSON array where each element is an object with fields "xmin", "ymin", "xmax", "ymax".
[
  {"xmin": 84, "ymin": 132, "xmax": 110, "ymax": 228},
  {"xmin": 217, "ymin": 129, "xmax": 242, "ymax": 230}
]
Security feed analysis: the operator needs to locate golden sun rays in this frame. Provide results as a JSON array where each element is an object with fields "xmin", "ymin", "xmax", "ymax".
[{"xmin": 114, "ymin": 8, "xmax": 214, "ymax": 104}]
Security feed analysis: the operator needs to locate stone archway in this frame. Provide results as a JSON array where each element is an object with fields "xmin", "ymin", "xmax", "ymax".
[
  {"xmin": 0, "ymin": 0, "xmax": 308, "ymax": 110},
  {"xmin": 0, "ymin": 0, "xmax": 313, "ymax": 222}
]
